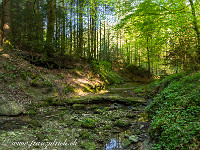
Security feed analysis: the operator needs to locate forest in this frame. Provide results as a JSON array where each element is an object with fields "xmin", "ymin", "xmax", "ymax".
[{"xmin": 0, "ymin": 0, "xmax": 199, "ymax": 149}]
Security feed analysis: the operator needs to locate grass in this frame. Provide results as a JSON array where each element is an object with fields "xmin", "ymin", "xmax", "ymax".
[{"xmin": 146, "ymin": 71, "xmax": 200, "ymax": 149}]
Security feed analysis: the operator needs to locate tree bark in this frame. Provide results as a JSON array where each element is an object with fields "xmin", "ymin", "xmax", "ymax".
[
  {"xmin": 61, "ymin": 0, "xmax": 66, "ymax": 55},
  {"xmin": 2, "ymin": 0, "xmax": 11, "ymax": 47},
  {"xmin": 45, "ymin": 0, "xmax": 56, "ymax": 56},
  {"xmin": 189, "ymin": 0, "xmax": 200, "ymax": 63},
  {"xmin": 70, "ymin": 0, "xmax": 73, "ymax": 55}
]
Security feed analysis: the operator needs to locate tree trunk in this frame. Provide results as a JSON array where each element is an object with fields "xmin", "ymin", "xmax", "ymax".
[
  {"xmin": 2, "ymin": 0, "xmax": 11, "ymax": 47},
  {"xmin": 147, "ymin": 37, "xmax": 151, "ymax": 74},
  {"xmin": 45, "ymin": 0, "xmax": 56, "ymax": 57},
  {"xmin": 70, "ymin": 0, "xmax": 73, "ymax": 55},
  {"xmin": 189, "ymin": 0, "xmax": 200, "ymax": 63},
  {"xmin": 87, "ymin": 6, "xmax": 90, "ymax": 58},
  {"xmin": 78, "ymin": 0, "xmax": 83, "ymax": 56},
  {"xmin": 61, "ymin": 0, "xmax": 66, "ymax": 55},
  {"xmin": 99, "ymin": 20, "xmax": 101, "ymax": 60}
]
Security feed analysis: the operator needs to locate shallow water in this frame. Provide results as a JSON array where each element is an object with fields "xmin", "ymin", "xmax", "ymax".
[{"xmin": 104, "ymin": 138, "xmax": 123, "ymax": 149}]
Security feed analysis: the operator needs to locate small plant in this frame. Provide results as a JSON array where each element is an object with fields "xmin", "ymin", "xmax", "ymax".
[{"xmin": 43, "ymin": 79, "xmax": 53, "ymax": 87}]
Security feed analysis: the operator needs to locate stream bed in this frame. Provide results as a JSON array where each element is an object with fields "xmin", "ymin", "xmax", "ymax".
[{"xmin": 0, "ymin": 83, "xmax": 152, "ymax": 150}]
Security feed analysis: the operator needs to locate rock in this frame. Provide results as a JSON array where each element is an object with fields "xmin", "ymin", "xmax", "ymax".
[
  {"xmin": 36, "ymin": 133, "xmax": 45, "ymax": 141},
  {"xmin": 29, "ymin": 120, "xmax": 42, "ymax": 128},
  {"xmin": 0, "ymin": 97, "xmax": 24, "ymax": 116},
  {"xmin": 129, "ymin": 135, "xmax": 139, "ymax": 143},
  {"xmin": 81, "ymin": 118, "xmax": 96, "ymax": 129},
  {"xmin": 123, "ymin": 139, "xmax": 131, "ymax": 148},
  {"xmin": 143, "ymin": 139, "xmax": 153, "ymax": 150},
  {"xmin": 72, "ymin": 104, "xmax": 86, "ymax": 110},
  {"xmin": 94, "ymin": 109, "xmax": 103, "ymax": 114},
  {"xmin": 114, "ymin": 119, "xmax": 130, "ymax": 127}
]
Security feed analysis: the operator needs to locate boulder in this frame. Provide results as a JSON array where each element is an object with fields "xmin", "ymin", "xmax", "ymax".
[
  {"xmin": 0, "ymin": 96, "xmax": 24, "ymax": 116},
  {"xmin": 129, "ymin": 135, "xmax": 139, "ymax": 143}
]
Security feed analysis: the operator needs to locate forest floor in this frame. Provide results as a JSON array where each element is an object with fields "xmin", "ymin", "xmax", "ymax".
[{"xmin": 0, "ymin": 49, "xmax": 153, "ymax": 149}]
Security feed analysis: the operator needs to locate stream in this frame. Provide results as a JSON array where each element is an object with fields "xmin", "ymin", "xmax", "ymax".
[{"xmin": 0, "ymin": 82, "xmax": 152, "ymax": 150}]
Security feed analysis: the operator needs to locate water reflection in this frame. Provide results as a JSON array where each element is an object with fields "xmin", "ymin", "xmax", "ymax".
[{"xmin": 104, "ymin": 137, "xmax": 123, "ymax": 150}]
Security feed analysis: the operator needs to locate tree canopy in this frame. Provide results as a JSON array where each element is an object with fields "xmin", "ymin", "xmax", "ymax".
[{"xmin": 0, "ymin": 0, "xmax": 199, "ymax": 74}]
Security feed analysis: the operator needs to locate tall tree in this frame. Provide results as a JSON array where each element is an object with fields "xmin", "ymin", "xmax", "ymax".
[
  {"xmin": 45, "ymin": 0, "xmax": 56, "ymax": 57},
  {"xmin": 1, "ymin": 0, "xmax": 11, "ymax": 47},
  {"xmin": 188, "ymin": 0, "xmax": 200, "ymax": 63}
]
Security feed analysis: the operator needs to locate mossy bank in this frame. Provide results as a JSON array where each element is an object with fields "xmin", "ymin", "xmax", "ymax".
[{"xmin": 145, "ymin": 71, "xmax": 200, "ymax": 149}]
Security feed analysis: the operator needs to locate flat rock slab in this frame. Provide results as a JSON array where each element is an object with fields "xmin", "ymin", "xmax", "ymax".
[{"xmin": 64, "ymin": 94, "xmax": 147, "ymax": 106}]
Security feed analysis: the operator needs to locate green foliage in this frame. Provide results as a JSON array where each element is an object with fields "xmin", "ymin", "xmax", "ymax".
[
  {"xmin": 26, "ymin": 110, "xmax": 36, "ymax": 115},
  {"xmin": 0, "ymin": 62, "xmax": 18, "ymax": 81},
  {"xmin": 145, "ymin": 71, "xmax": 188, "ymax": 98},
  {"xmin": 91, "ymin": 60, "xmax": 123, "ymax": 85},
  {"xmin": 146, "ymin": 71, "xmax": 200, "ymax": 149}
]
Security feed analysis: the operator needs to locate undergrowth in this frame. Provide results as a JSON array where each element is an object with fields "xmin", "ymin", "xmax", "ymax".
[
  {"xmin": 146, "ymin": 71, "xmax": 200, "ymax": 149},
  {"xmin": 91, "ymin": 60, "xmax": 123, "ymax": 85}
]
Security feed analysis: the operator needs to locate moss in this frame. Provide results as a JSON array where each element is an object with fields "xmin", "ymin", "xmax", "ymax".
[
  {"xmin": 103, "ymin": 107, "xmax": 109, "ymax": 111},
  {"xmin": 81, "ymin": 118, "xmax": 96, "ymax": 129},
  {"xmin": 80, "ymin": 141, "xmax": 96, "ymax": 150},
  {"xmin": 123, "ymin": 139, "xmax": 131, "ymax": 148},
  {"xmin": 133, "ymin": 129, "xmax": 140, "ymax": 135},
  {"xmin": 29, "ymin": 120, "xmax": 42, "ymax": 129},
  {"xmin": 89, "ymin": 105, "xmax": 98, "ymax": 110},
  {"xmin": 114, "ymin": 119, "xmax": 130, "ymax": 127},
  {"xmin": 26, "ymin": 109, "xmax": 36, "ymax": 115},
  {"xmin": 103, "ymin": 125, "xmax": 112, "ymax": 130},
  {"xmin": 72, "ymin": 104, "xmax": 86, "ymax": 110},
  {"xmin": 80, "ymin": 130, "xmax": 91, "ymax": 139},
  {"xmin": 36, "ymin": 133, "xmax": 45, "ymax": 141},
  {"xmin": 126, "ymin": 113, "xmax": 137, "ymax": 118},
  {"xmin": 93, "ymin": 109, "xmax": 103, "ymax": 114}
]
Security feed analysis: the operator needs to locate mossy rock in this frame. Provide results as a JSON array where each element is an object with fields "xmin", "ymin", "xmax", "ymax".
[
  {"xmin": 81, "ymin": 141, "xmax": 96, "ymax": 150},
  {"xmin": 88, "ymin": 105, "xmax": 98, "ymax": 110},
  {"xmin": 36, "ymin": 133, "xmax": 45, "ymax": 141},
  {"xmin": 114, "ymin": 119, "xmax": 130, "ymax": 127},
  {"xmin": 125, "ymin": 97, "xmax": 147, "ymax": 105},
  {"xmin": 93, "ymin": 109, "xmax": 103, "ymax": 114},
  {"xmin": 80, "ymin": 130, "xmax": 91, "ymax": 139},
  {"xmin": 126, "ymin": 113, "xmax": 137, "ymax": 118},
  {"xmin": 81, "ymin": 118, "xmax": 96, "ymax": 129},
  {"xmin": 134, "ymin": 129, "xmax": 140, "ymax": 135},
  {"xmin": 82, "ymin": 132, "xmax": 92, "ymax": 139},
  {"xmin": 64, "ymin": 95, "xmax": 147, "ymax": 106},
  {"xmin": 103, "ymin": 125, "xmax": 112, "ymax": 130},
  {"xmin": 62, "ymin": 114, "xmax": 76, "ymax": 125},
  {"xmin": 29, "ymin": 120, "xmax": 42, "ymax": 128},
  {"xmin": 123, "ymin": 139, "xmax": 131, "ymax": 149},
  {"xmin": 129, "ymin": 135, "xmax": 138, "ymax": 143},
  {"xmin": 72, "ymin": 104, "xmax": 86, "ymax": 110},
  {"xmin": 44, "ymin": 97, "xmax": 59, "ymax": 106}
]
